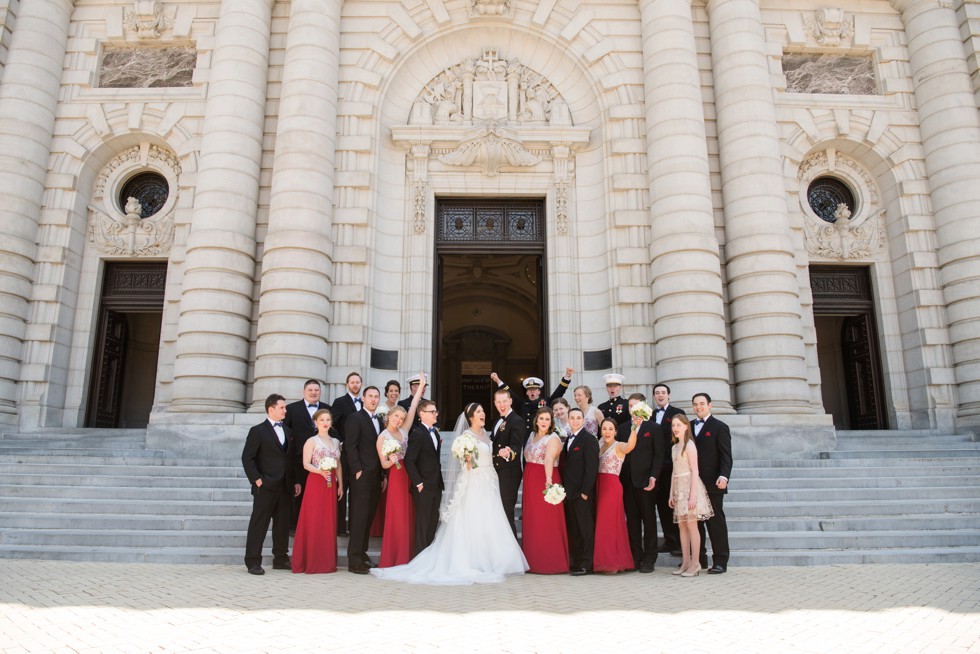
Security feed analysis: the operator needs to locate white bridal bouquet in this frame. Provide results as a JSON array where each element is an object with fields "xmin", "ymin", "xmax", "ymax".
[
  {"xmin": 318, "ymin": 456, "xmax": 338, "ymax": 487},
  {"xmin": 630, "ymin": 401, "xmax": 654, "ymax": 421},
  {"xmin": 451, "ymin": 433, "xmax": 479, "ymax": 469},
  {"xmin": 381, "ymin": 438, "xmax": 403, "ymax": 470},
  {"xmin": 543, "ymin": 483, "xmax": 566, "ymax": 505}
]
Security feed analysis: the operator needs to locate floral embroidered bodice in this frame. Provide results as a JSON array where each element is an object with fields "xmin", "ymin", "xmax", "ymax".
[
  {"xmin": 524, "ymin": 433, "xmax": 561, "ymax": 465},
  {"xmin": 598, "ymin": 443, "xmax": 623, "ymax": 475},
  {"xmin": 310, "ymin": 435, "xmax": 340, "ymax": 468}
]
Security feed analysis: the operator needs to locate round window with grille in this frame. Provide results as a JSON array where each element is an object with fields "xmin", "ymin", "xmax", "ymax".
[
  {"xmin": 119, "ymin": 172, "xmax": 169, "ymax": 218},
  {"xmin": 807, "ymin": 177, "xmax": 855, "ymax": 223}
]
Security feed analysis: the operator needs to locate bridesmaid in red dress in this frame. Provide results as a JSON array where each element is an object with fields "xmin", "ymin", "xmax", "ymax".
[
  {"xmin": 292, "ymin": 409, "xmax": 343, "ymax": 574},
  {"xmin": 521, "ymin": 407, "xmax": 569, "ymax": 574},
  {"xmin": 594, "ymin": 417, "xmax": 638, "ymax": 573},
  {"xmin": 370, "ymin": 381, "xmax": 403, "ymax": 538},
  {"xmin": 375, "ymin": 374, "xmax": 426, "ymax": 567}
]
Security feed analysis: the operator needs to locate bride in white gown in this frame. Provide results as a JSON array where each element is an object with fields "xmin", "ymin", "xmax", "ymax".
[{"xmin": 371, "ymin": 403, "xmax": 529, "ymax": 585}]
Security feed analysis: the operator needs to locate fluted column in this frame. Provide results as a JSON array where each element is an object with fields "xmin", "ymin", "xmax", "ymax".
[
  {"xmin": 169, "ymin": 0, "xmax": 274, "ymax": 412},
  {"xmin": 251, "ymin": 0, "xmax": 341, "ymax": 408},
  {"xmin": 706, "ymin": 0, "xmax": 811, "ymax": 412},
  {"xmin": 0, "ymin": 0, "xmax": 74, "ymax": 424},
  {"xmin": 892, "ymin": 0, "xmax": 980, "ymax": 425},
  {"xmin": 641, "ymin": 0, "xmax": 732, "ymax": 410}
]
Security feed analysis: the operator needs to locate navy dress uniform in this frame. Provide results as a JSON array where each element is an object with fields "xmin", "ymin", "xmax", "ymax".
[{"xmin": 598, "ymin": 373, "xmax": 630, "ymax": 426}]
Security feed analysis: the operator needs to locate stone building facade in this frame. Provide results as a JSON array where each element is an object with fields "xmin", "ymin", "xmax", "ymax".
[{"xmin": 0, "ymin": 0, "xmax": 977, "ymax": 458}]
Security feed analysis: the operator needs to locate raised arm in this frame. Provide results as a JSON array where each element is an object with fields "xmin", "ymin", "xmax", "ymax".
[
  {"xmin": 616, "ymin": 416, "xmax": 640, "ymax": 458},
  {"xmin": 405, "ymin": 372, "xmax": 427, "ymax": 426},
  {"xmin": 546, "ymin": 367, "xmax": 574, "ymax": 403}
]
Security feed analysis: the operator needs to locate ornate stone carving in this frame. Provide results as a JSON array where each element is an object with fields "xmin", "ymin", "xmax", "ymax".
[
  {"xmin": 124, "ymin": 1, "xmax": 174, "ymax": 39},
  {"xmin": 552, "ymin": 145, "xmax": 571, "ymax": 236},
  {"xmin": 411, "ymin": 144, "xmax": 430, "ymax": 234},
  {"xmin": 471, "ymin": 0, "xmax": 512, "ymax": 17},
  {"xmin": 798, "ymin": 149, "xmax": 885, "ymax": 260},
  {"xmin": 90, "ymin": 202, "xmax": 175, "ymax": 256},
  {"xmin": 438, "ymin": 125, "xmax": 541, "ymax": 176},
  {"xmin": 90, "ymin": 144, "xmax": 181, "ymax": 256},
  {"xmin": 410, "ymin": 49, "xmax": 572, "ymax": 127},
  {"xmin": 804, "ymin": 8, "xmax": 854, "ymax": 47}
]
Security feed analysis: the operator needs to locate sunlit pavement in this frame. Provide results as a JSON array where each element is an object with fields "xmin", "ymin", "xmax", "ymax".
[{"xmin": 0, "ymin": 560, "xmax": 978, "ymax": 653}]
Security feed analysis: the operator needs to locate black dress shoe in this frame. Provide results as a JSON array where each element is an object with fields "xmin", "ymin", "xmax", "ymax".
[
  {"xmin": 638, "ymin": 562, "xmax": 655, "ymax": 574},
  {"xmin": 247, "ymin": 566, "xmax": 265, "ymax": 575},
  {"xmin": 570, "ymin": 568, "xmax": 590, "ymax": 576},
  {"xmin": 707, "ymin": 565, "xmax": 726, "ymax": 574},
  {"xmin": 365, "ymin": 560, "xmax": 378, "ymax": 569},
  {"xmin": 272, "ymin": 559, "xmax": 291, "ymax": 570},
  {"xmin": 348, "ymin": 565, "xmax": 369, "ymax": 575}
]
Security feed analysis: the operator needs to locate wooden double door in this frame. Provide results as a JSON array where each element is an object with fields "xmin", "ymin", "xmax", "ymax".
[
  {"xmin": 810, "ymin": 266, "xmax": 887, "ymax": 429},
  {"xmin": 86, "ymin": 262, "xmax": 166, "ymax": 428}
]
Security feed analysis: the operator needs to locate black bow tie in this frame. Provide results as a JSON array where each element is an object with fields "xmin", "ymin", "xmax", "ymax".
[
  {"xmin": 693, "ymin": 418, "xmax": 703, "ymax": 425},
  {"xmin": 274, "ymin": 422, "xmax": 283, "ymax": 428},
  {"xmin": 308, "ymin": 404, "xmax": 317, "ymax": 408}
]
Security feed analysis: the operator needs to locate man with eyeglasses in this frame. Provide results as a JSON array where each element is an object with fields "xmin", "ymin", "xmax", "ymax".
[{"xmin": 405, "ymin": 399, "xmax": 444, "ymax": 555}]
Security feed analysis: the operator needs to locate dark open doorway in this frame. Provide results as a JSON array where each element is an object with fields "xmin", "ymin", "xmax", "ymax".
[
  {"xmin": 810, "ymin": 265, "xmax": 887, "ymax": 429},
  {"xmin": 433, "ymin": 199, "xmax": 546, "ymax": 428},
  {"xmin": 86, "ymin": 262, "xmax": 166, "ymax": 428}
]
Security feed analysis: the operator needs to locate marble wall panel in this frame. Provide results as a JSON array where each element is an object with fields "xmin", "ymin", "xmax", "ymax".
[
  {"xmin": 99, "ymin": 46, "xmax": 195, "ymax": 88},
  {"xmin": 783, "ymin": 54, "xmax": 877, "ymax": 95}
]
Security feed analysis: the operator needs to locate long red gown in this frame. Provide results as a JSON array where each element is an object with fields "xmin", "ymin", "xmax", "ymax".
[
  {"xmin": 593, "ymin": 445, "xmax": 634, "ymax": 573},
  {"xmin": 379, "ymin": 432, "xmax": 415, "ymax": 567},
  {"xmin": 292, "ymin": 437, "xmax": 340, "ymax": 574},
  {"xmin": 521, "ymin": 433, "xmax": 569, "ymax": 574}
]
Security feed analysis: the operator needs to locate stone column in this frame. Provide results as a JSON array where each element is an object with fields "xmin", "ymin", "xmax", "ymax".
[
  {"xmin": 706, "ymin": 0, "xmax": 811, "ymax": 412},
  {"xmin": 640, "ymin": 0, "xmax": 732, "ymax": 410},
  {"xmin": 892, "ymin": 0, "xmax": 980, "ymax": 426},
  {"xmin": 169, "ymin": 0, "xmax": 274, "ymax": 412},
  {"xmin": 0, "ymin": 0, "xmax": 73, "ymax": 425},
  {"xmin": 251, "ymin": 0, "xmax": 341, "ymax": 407}
]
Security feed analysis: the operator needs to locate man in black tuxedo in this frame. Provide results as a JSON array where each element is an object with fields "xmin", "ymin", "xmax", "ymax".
[
  {"xmin": 284, "ymin": 379, "xmax": 331, "ymax": 526},
  {"xmin": 331, "ymin": 371, "xmax": 363, "ymax": 536},
  {"xmin": 598, "ymin": 373, "xmax": 630, "ymax": 425},
  {"xmin": 405, "ymin": 399, "xmax": 444, "ymax": 555},
  {"xmin": 652, "ymin": 383, "xmax": 686, "ymax": 554},
  {"xmin": 490, "ymin": 367, "xmax": 573, "ymax": 433},
  {"xmin": 692, "ymin": 392, "xmax": 733, "ymax": 574},
  {"xmin": 241, "ymin": 394, "xmax": 301, "ymax": 575},
  {"xmin": 345, "ymin": 385, "xmax": 383, "ymax": 574},
  {"xmin": 562, "ymin": 408, "xmax": 599, "ymax": 576},
  {"xmin": 491, "ymin": 387, "xmax": 526, "ymax": 538},
  {"xmin": 616, "ymin": 393, "xmax": 667, "ymax": 573}
]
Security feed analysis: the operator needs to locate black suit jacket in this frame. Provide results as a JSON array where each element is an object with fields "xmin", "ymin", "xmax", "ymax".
[
  {"xmin": 284, "ymin": 399, "xmax": 332, "ymax": 480},
  {"xmin": 241, "ymin": 420, "xmax": 295, "ymax": 494},
  {"xmin": 560, "ymin": 430, "xmax": 599, "ymax": 499},
  {"xmin": 498, "ymin": 376, "xmax": 570, "ymax": 432},
  {"xmin": 616, "ymin": 419, "xmax": 666, "ymax": 488},
  {"xmin": 345, "ymin": 409, "xmax": 382, "ymax": 478},
  {"xmin": 655, "ymin": 404, "xmax": 687, "ymax": 476},
  {"xmin": 491, "ymin": 410, "xmax": 525, "ymax": 473},
  {"xmin": 405, "ymin": 423, "xmax": 444, "ymax": 491},
  {"xmin": 694, "ymin": 415, "xmax": 733, "ymax": 496},
  {"xmin": 330, "ymin": 394, "xmax": 359, "ymax": 442}
]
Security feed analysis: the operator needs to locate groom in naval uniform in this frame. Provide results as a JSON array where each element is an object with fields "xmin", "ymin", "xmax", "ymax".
[
  {"xmin": 491, "ymin": 387, "xmax": 526, "ymax": 538},
  {"xmin": 405, "ymin": 399, "xmax": 444, "ymax": 556}
]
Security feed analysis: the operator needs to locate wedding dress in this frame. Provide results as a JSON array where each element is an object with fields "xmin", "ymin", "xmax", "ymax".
[{"xmin": 371, "ymin": 423, "xmax": 529, "ymax": 585}]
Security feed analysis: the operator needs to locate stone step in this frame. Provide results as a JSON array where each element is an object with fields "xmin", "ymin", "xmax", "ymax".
[
  {"xmin": 0, "ymin": 447, "xmax": 166, "ymax": 459},
  {"xmin": 835, "ymin": 430, "xmax": 961, "ymax": 438},
  {"xmin": 732, "ymin": 466, "xmax": 980, "ymax": 481},
  {"xmin": 725, "ymin": 497, "xmax": 980, "ymax": 518},
  {"xmin": 0, "ymin": 497, "xmax": 250, "ymax": 516},
  {"xmin": 0, "ymin": 528, "xmax": 251, "ymax": 549},
  {"xmin": 0, "ymin": 429, "xmax": 147, "ymax": 438},
  {"xmin": 727, "ymin": 514, "xmax": 978, "ymax": 532},
  {"xmin": 834, "ymin": 439, "xmax": 980, "ymax": 451},
  {"xmin": 732, "ymin": 474, "xmax": 980, "ymax": 489},
  {"xmin": 0, "ymin": 463, "xmax": 246, "ymax": 478},
  {"xmin": 0, "ymin": 512, "xmax": 251, "ymax": 531},
  {"xmin": 0, "ymin": 473, "xmax": 247, "ymax": 489},
  {"xmin": 725, "ymin": 529, "xmax": 980, "ymax": 550},
  {"xmin": 728, "ymin": 485, "xmax": 980, "ymax": 502},
  {"xmin": 0, "ymin": 439, "xmax": 148, "ymax": 450},
  {"xmin": 0, "ymin": 453, "xmax": 226, "ymax": 466},
  {"xmin": 0, "ymin": 484, "xmax": 250, "ymax": 502},
  {"xmin": 820, "ymin": 449, "xmax": 980, "ymax": 459},
  {"xmin": 731, "ymin": 457, "xmax": 980, "ymax": 469},
  {"xmin": 728, "ymin": 546, "xmax": 980, "ymax": 567}
]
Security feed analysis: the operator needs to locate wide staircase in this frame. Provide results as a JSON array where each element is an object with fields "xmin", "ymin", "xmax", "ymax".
[{"xmin": 0, "ymin": 428, "xmax": 978, "ymax": 566}]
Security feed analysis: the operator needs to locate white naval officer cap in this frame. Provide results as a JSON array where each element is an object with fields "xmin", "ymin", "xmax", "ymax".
[
  {"xmin": 522, "ymin": 377, "xmax": 544, "ymax": 389},
  {"xmin": 603, "ymin": 373, "xmax": 625, "ymax": 386}
]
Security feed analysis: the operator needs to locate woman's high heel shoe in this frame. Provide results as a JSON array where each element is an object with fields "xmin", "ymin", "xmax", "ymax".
[
  {"xmin": 672, "ymin": 563, "xmax": 689, "ymax": 576},
  {"xmin": 680, "ymin": 563, "xmax": 701, "ymax": 577}
]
